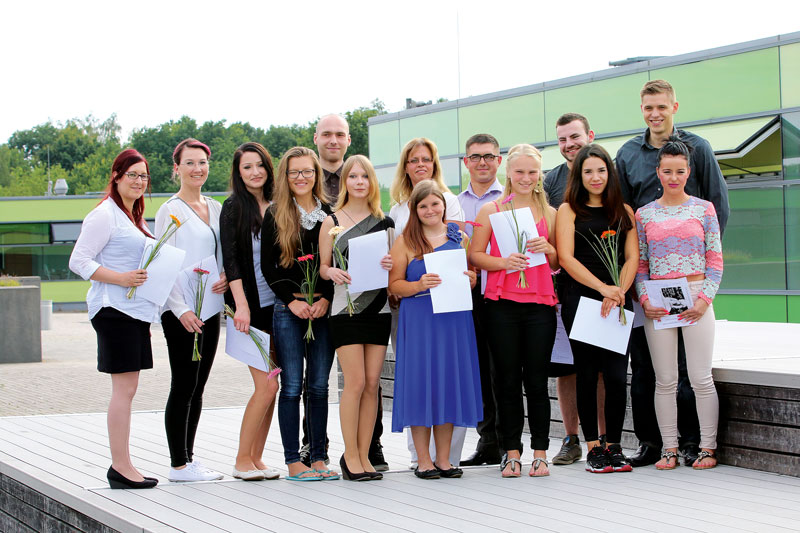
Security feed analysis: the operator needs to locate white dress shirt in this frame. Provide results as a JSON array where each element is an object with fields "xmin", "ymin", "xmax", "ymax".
[
  {"xmin": 155, "ymin": 195, "xmax": 223, "ymax": 319},
  {"xmin": 389, "ymin": 191, "xmax": 464, "ymax": 234},
  {"xmin": 69, "ymin": 198, "xmax": 161, "ymax": 323}
]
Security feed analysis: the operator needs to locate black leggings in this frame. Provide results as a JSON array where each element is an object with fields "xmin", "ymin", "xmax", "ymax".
[
  {"xmin": 484, "ymin": 299, "xmax": 556, "ymax": 452},
  {"xmin": 162, "ymin": 311, "xmax": 220, "ymax": 467},
  {"xmin": 561, "ymin": 285, "xmax": 630, "ymax": 444}
]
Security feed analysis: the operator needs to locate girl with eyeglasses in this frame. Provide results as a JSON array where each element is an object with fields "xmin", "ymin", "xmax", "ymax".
[
  {"xmin": 69, "ymin": 149, "xmax": 159, "ymax": 489},
  {"xmin": 261, "ymin": 146, "xmax": 339, "ymax": 481}
]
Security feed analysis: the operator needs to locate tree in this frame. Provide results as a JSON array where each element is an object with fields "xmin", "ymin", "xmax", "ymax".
[
  {"xmin": 70, "ymin": 141, "xmax": 122, "ymax": 195},
  {"xmin": 0, "ymin": 164, "xmax": 68, "ymax": 197},
  {"xmin": 0, "ymin": 145, "xmax": 27, "ymax": 188},
  {"xmin": 345, "ymin": 99, "xmax": 387, "ymax": 157}
]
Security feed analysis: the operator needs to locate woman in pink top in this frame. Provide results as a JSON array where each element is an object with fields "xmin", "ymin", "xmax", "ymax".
[
  {"xmin": 635, "ymin": 136, "xmax": 723, "ymax": 470},
  {"xmin": 470, "ymin": 144, "xmax": 559, "ymax": 478}
]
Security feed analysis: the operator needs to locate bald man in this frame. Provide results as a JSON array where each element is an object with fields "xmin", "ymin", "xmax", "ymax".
[{"xmin": 314, "ymin": 114, "xmax": 352, "ymax": 200}]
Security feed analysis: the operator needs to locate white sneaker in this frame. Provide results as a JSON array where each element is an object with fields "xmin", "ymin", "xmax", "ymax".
[
  {"xmin": 168, "ymin": 463, "xmax": 222, "ymax": 482},
  {"xmin": 189, "ymin": 461, "xmax": 224, "ymax": 481}
]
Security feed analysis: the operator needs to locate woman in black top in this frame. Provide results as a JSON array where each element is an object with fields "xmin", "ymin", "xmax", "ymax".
[
  {"xmin": 261, "ymin": 146, "xmax": 338, "ymax": 481},
  {"xmin": 219, "ymin": 142, "xmax": 280, "ymax": 481},
  {"xmin": 555, "ymin": 144, "xmax": 638, "ymax": 474}
]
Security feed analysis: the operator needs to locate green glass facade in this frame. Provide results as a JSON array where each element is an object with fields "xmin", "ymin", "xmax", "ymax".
[{"xmin": 369, "ymin": 32, "xmax": 800, "ymax": 323}]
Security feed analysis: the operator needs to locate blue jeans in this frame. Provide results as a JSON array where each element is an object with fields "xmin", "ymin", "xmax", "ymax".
[{"xmin": 273, "ymin": 301, "xmax": 334, "ymax": 465}]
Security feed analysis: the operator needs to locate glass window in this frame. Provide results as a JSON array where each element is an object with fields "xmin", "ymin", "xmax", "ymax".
[
  {"xmin": 51, "ymin": 222, "xmax": 82, "ymax": 242},
  {"xmin": 783, "ymin": 112, "xmax": 800, "ymax": 181},
  {"xmin": 1, "ymin": 245, "xmax": 79, "ymax": 281},
  {"xmin": 440, "ymin": 157, "xmax": 461, "ymax": 191},
  {"xmin": 721, "ymin": 187, "xmax": 786, "ymax": 290},
  {"xmin": 786, "ymin": 185, "xmax": 800, "ymax": 290},
  {"xmin": 0, "ymin": 223, "xmax": 50, "ymax": 245}
]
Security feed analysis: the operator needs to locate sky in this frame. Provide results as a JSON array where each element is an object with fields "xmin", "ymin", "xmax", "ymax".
[{"xmin": 1, "ymin": 0, "xmax": 798, "ymax": 143}]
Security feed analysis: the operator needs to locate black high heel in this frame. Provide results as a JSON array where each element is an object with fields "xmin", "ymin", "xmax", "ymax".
[
  {"xmin": 339, "ymin": 456, "xmax": 371, "ymax": 481},
  {"xmin": 107, "ymin": 466, "xmax": 158, "ymax": 489}
]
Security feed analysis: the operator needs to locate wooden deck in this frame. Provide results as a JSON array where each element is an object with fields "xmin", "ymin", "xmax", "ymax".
[{"xmin": 3, "ymin": 407, "xmax": 800, "ymax": 533}]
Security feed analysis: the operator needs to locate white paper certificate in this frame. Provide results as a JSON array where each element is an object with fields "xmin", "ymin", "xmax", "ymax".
[
  {"xmin": 423, "ymin": 248, "xmax": 473, "ymax": 314},
  {"xmin": 568, "ymin": 296, "xmax": 635, "ymax": 355},
  {"xmin": 643, "ymin": 278, "xmax": 695, "ymax": 330},
  {"xmin": 488, "ymin": 207, "xmax": 546, "ymax": 271},
  {"xmin": 225, "ymin": 317, "xmax": 271, "ymax": 372},
  {"xmin": 178, "ymin": 255, "xmax": 224, "ymax": 321},
  {"xmin": 135, "ymin": 240, "xmax": 186, "ymax": 307},
  {"xmin": 550, "ymin": 304, "xmax": 574, "ymax": 365},
  {"xmin": 346, "ymin": 230, "xmax": 389, "ymax": 294}
]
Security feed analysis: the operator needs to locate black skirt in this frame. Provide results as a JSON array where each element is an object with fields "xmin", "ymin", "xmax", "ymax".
[
  {"xmin": 90, "ymin": 307, "xmax": 153, "ymax": 374},
  {"xmin": 329, "ymin": 312, "xmax": 391, "ymax": 349}
]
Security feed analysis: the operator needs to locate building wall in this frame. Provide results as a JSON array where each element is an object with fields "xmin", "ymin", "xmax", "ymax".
[{"xmin": 368, "ymin": 32, "xmax": 800, "ymax": 323}]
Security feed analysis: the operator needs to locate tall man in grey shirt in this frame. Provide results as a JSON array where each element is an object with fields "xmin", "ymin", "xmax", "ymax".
[{"xmin": 616, "ymin": 79, "xmax": 729, "ymax": 467}]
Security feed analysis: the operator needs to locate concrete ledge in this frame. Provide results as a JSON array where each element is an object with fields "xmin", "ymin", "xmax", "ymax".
[
  {"xmin": 0, "ymin": 460, "xmax": 177, "ymax": 533},
  {"xmin": 0, "ymin": 286, "xmax": 42, "ymax": 364}
]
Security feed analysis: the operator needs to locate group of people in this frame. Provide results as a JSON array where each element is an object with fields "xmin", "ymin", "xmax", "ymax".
[{"xmin": 69, "ymin": 78, "xmax": 727, "ymax": 490}]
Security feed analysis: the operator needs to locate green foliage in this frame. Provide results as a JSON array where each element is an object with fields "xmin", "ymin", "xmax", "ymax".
[
  {"xmin": 0, "ymin": 276, "xmax": 22, "ymax": 287},
  {"xmin": 0, "ymin": 145, "xmax": 28, "ymax": 187},
  {"xmin": 1, "ymin": 101, "xmax": 387, "ymax": 196}
]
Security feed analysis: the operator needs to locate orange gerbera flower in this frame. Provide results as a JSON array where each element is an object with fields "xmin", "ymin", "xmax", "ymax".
[
  {"xmin": 170, "ymin": 214, "xmax": 181, "ymax": 227},
  {"xmin": 601, "ymin": 230, "xmax": 616, "ymax": 239}
]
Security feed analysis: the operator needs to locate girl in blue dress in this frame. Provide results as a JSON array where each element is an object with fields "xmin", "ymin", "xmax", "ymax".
[{"xmin": 389, "ymin": 180, "xmax": 482, "ymax": 479}]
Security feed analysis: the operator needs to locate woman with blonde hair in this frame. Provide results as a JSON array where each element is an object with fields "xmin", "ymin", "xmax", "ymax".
[
  {"xmin": 389, "ymin": 137, "xmax": 464, "ymax": 232},
  {"xmin": 388, "ymin": 137, "xmax": 467, "ymax": 468},
  {"xmin": 261, "ymin": 146, "xmax": 338, "ymax": 481},
  {"xmin": 319, "ymin": 155, "xmax": 394, "ymax": 480},
  {"xmin": 469, "ymin": 143, "xmax": 559, "ymax": 478}
]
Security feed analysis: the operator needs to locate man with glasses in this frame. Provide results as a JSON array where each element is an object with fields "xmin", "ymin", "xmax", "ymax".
[
  {"xmin": 458, "ymin": 133, "xmax": 505, "ymax": 466},
  {"xmin": 544, "ymin": 113, "xmax": 607, "ymax": 466},
  {"xmin": 616, "ymin": 80, "xmax": 728, "ymax": 467}
]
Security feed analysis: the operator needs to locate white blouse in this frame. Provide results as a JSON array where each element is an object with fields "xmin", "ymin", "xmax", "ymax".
[
  {"xmin": 69, "ymin": 198, "xmax": 161, "ymax": 323},
  {"xmin": 389, "ymin": 190, "xmax": 464, "ymax": 234},
  {"xmin": 155, "ymin": 195, "xmax": 223, "ymax": 319}
]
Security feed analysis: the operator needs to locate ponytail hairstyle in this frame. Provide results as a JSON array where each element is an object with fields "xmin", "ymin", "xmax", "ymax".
[
  {"xmin": 565, "ymin": 144, "xmax": 631, "ymax": 232},
  {"xmin": 172, "ymin": 138, "xmax": 211, "ymax": 182},
  {"xmin": 101, "ymin": 149, "xmax": 153, "ymax": 238},
  {"xmin": 657, "ymin": 134, "xmax": 693, "ymax": 167},
  {"xmin": 402, "ymin": 180, "xmax": 446, "ymax": 259},
  {"xmin": 503, "ymin": 143, "xmax": 555, "ymax": 234}
]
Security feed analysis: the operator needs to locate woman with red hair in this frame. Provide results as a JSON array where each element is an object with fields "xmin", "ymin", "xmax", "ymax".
[{"xmin": 70, "ymin": 149, "xmax": 160, "ymax": 489}]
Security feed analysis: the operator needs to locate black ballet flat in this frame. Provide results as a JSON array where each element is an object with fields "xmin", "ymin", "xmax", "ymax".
[
  {"xmin": 413, "ymin": 467, "xmax": 440, "ymax": 480},
  {"xmin": 107, "ymin": 466, "xmax": 158, "ymax": 489},
  {"xmin": 339, "ymin": 456, "xmax": 371, "ymax": 481},
  {"xmin": 435, "ymin": 465, "xmax": 463, "ymax": 478}
]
